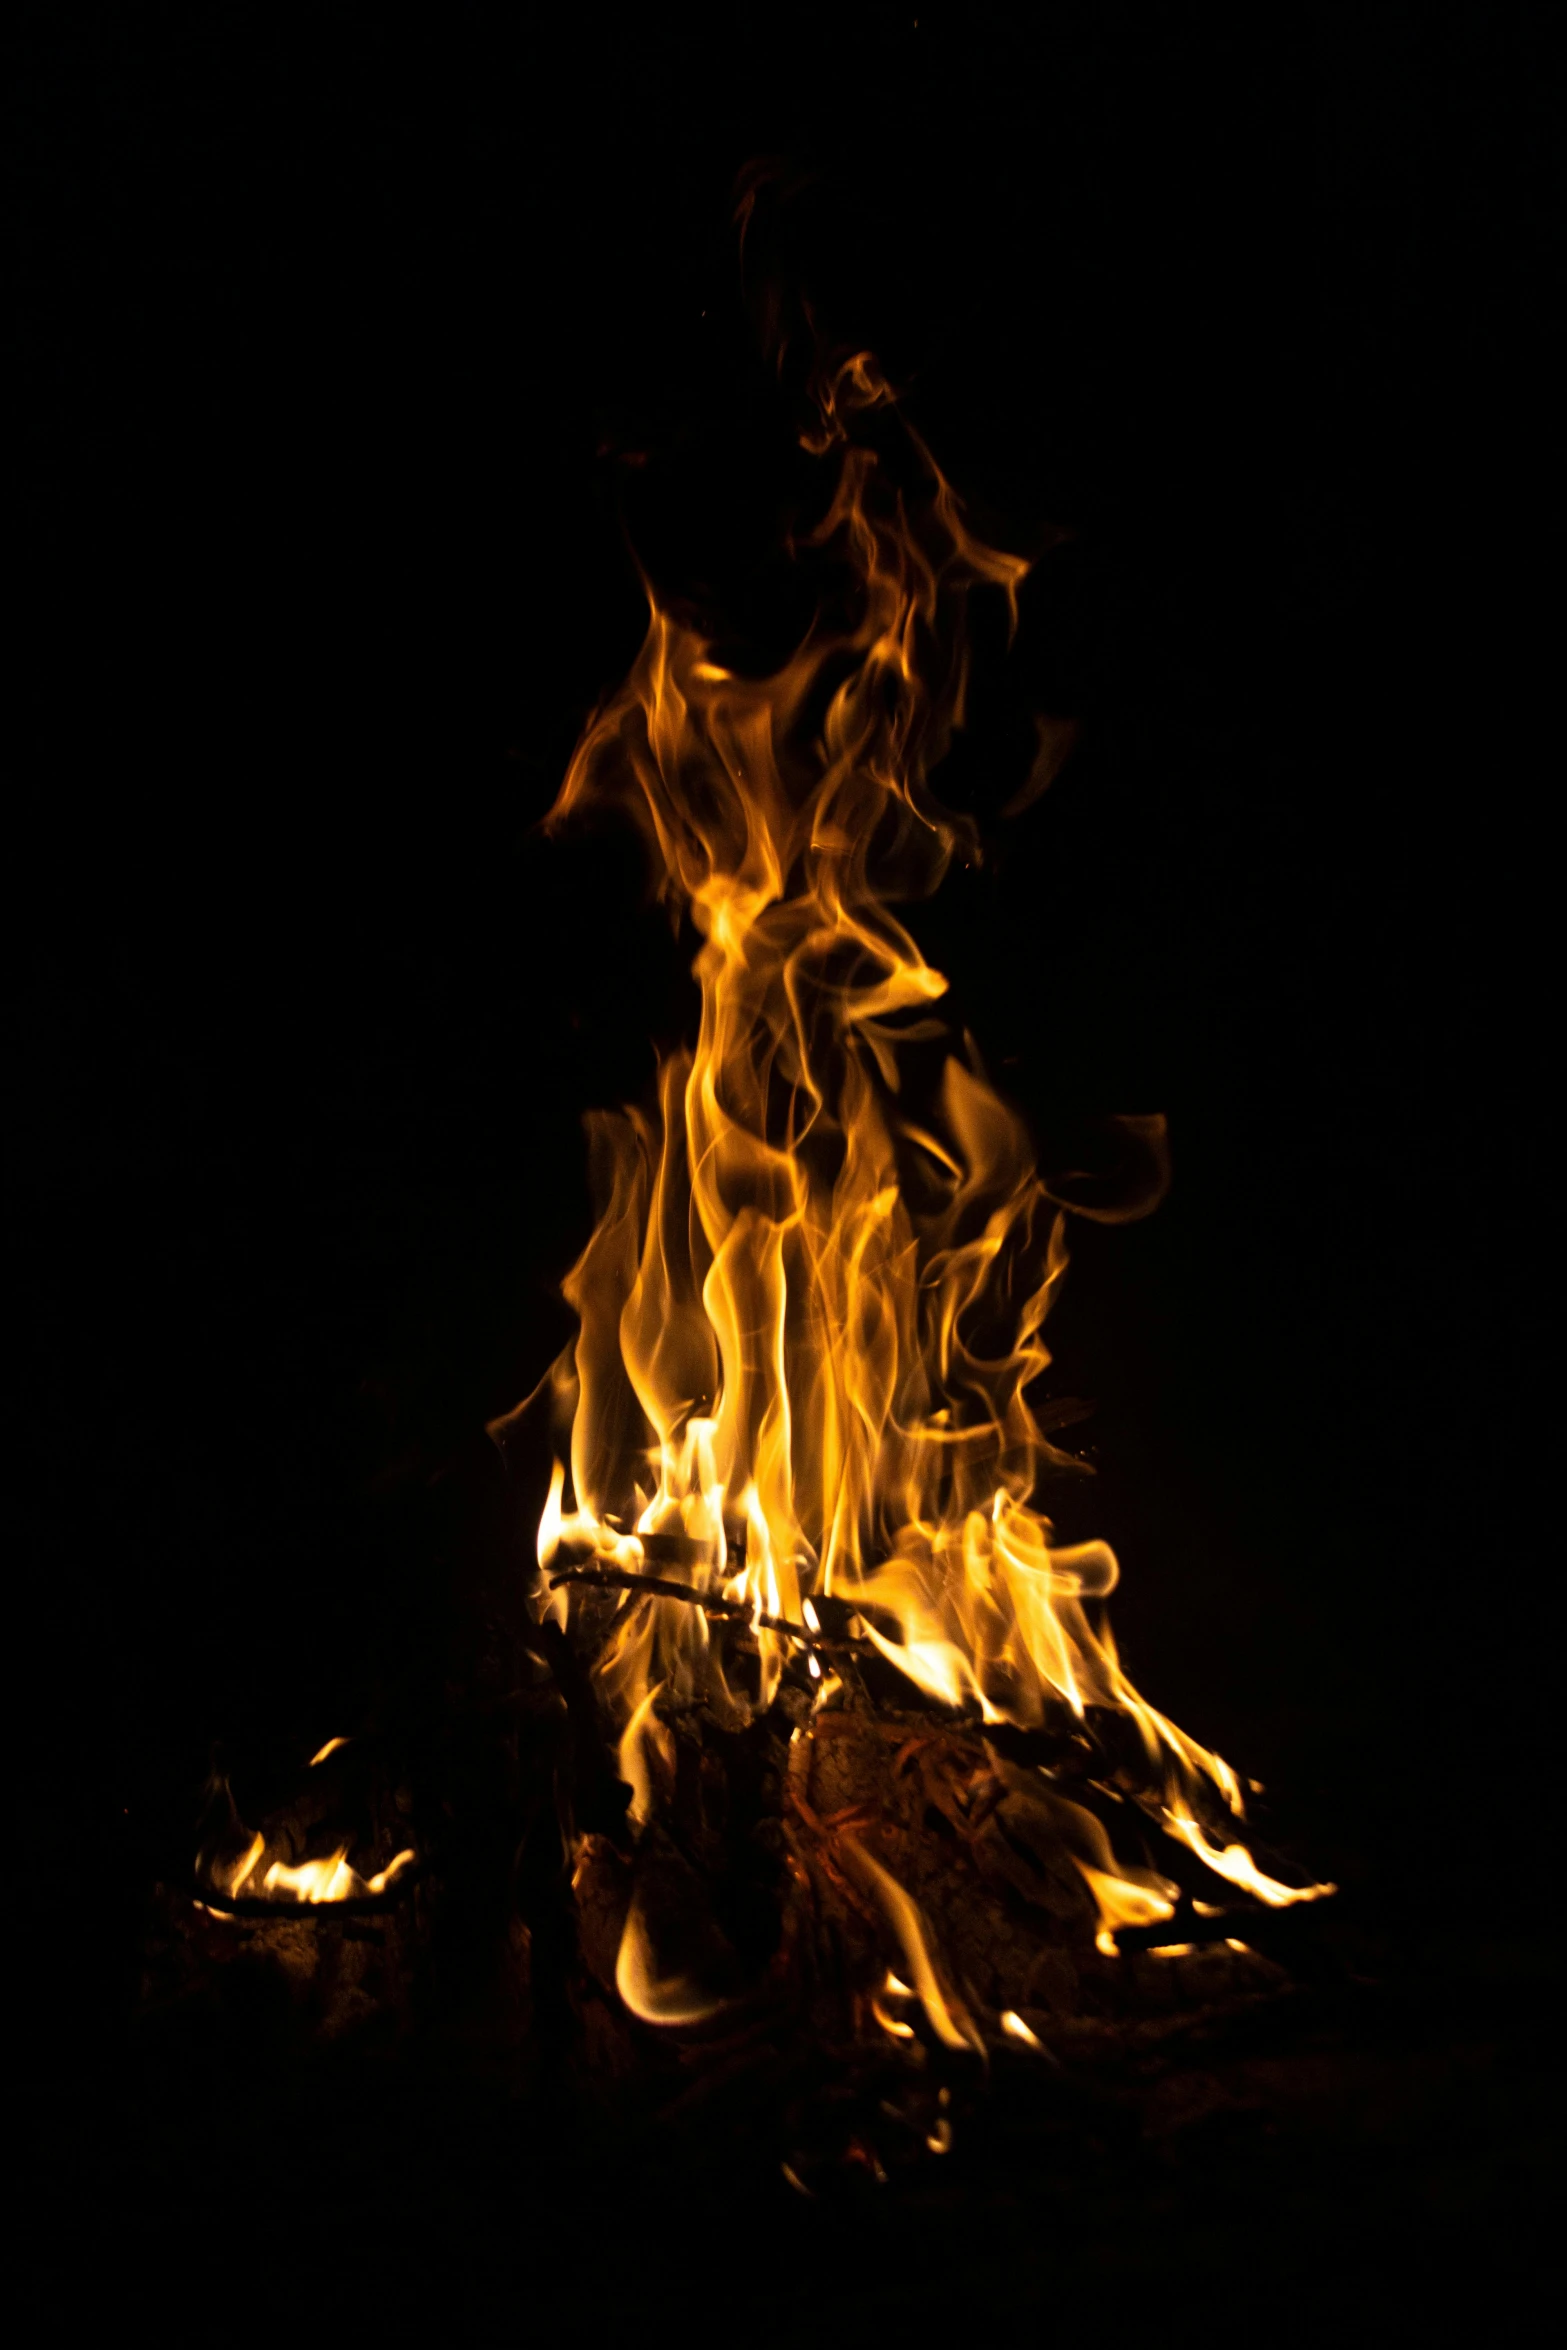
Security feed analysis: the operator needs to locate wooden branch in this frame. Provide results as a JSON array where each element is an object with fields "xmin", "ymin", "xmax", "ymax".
[
  {"xmin": 549, "ymin": 1561, "xmax": 747, "ymax": 1613},
  {"xmin": 547, "ymin": 1563, "xmax": 864, "ymax": 1654}
]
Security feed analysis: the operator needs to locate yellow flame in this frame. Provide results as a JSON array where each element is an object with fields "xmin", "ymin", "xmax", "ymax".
[
  {"xmin": 870, "ymin": 1967, "xmax": 917, "ymax": 2039},
  {"xmin": 870, "ymin": 1998, "xmax": 915, "ymax": 2039},
  {"xmin": 617, "ymin": 1683, "xmax": 673, "ymax": 1831},
  {"xmin": 258, "ymin": 1846, "xmax": 416, "ymax": 1905},
  {"xmin": 208, "ymin": 1832, "xmax": 264, "ymax": 1900},
  {"xmin": 195, "ymin": 1747, "xmax": 419, "ymax": 1908},
  {"xmin": 1075, "ymin": 1860, "xmax": 1178, "ymax": 1958},
  {"xmin": 1163, "ymin": 1804, "xmax": 1336, "ymax": 1906},
  {"xmin": 613, "ymin": 1890, "xmax": 728, "ymax": 2028},
  {"xmin": 838, "ymin": 1834, "xmax": 985, "ymax": 2054},
  {"xmin": 519, "ymin": 346, "xmax": 1318, "ymax": 1945}
]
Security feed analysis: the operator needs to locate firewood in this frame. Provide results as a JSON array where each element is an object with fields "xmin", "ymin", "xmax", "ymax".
[{"xmin": 548, "ymin": 1562, "xmax": 864, "ymax": 1654}]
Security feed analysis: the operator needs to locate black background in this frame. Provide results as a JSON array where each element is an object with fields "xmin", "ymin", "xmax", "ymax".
[{"xmin": 13, "ymin": 0, "xmax": 1553, "ymax": 2319}]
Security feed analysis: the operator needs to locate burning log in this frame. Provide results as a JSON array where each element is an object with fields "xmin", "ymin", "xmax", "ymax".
[
  {"xmin": 194, "ymin": 1741, "xmax": 422, "ymax": 1910},
  {"xmin": 144, "ymin": 1860, "xmax": 445, "ymax": 2051}
]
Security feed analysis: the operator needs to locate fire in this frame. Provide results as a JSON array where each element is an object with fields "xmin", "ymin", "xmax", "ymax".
[
  {"xmin": 195, "ymin": 1752, "xmax": 416, "ymax": 1908},
  {"xmin": 201, "ymin": 1833, "xmax": 416, "ymax": 1908},
  {"xmin": 495, "ymin": 344, "xmax": 1329, "ymax": 1991}
]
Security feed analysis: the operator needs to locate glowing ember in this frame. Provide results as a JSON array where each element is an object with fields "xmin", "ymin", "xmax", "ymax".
[{"xmin": 493, "ymin": 341, "xmax": 1330, "ymax": 2019}]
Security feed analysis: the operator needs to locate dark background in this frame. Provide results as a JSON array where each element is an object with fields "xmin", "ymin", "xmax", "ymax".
[{"xmin": 12, "ymin": 0, "xmax": 1553, "ymax": 2317}]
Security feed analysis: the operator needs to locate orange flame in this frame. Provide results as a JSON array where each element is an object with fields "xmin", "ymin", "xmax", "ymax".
[{"xmin": 501, "ymin": 349, "xmax": 1330, "ymax": 1976}]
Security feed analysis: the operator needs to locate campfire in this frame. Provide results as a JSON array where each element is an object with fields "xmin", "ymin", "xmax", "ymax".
[
  {"xmin": 485, "ymin": 341, "xmax": 1332, "ymax": 2132},
  {"xmin": 175, "ymin": 335, "xmax": 1329, "ymax": 2166}
]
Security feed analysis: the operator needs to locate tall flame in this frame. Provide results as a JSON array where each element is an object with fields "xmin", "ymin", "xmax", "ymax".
[{"xmin": 500, "ymin": 350, "xmax": 1327, "ymax": 1947}]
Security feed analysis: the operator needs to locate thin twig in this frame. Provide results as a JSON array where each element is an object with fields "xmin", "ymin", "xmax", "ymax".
[
  {"xmin": 547, "ymin": 1563, "xmax": 864, "ymax": 1654},
  {"xmin": 548, "ymin": 1562, "xmax": 746, "ymax": 1613}
]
